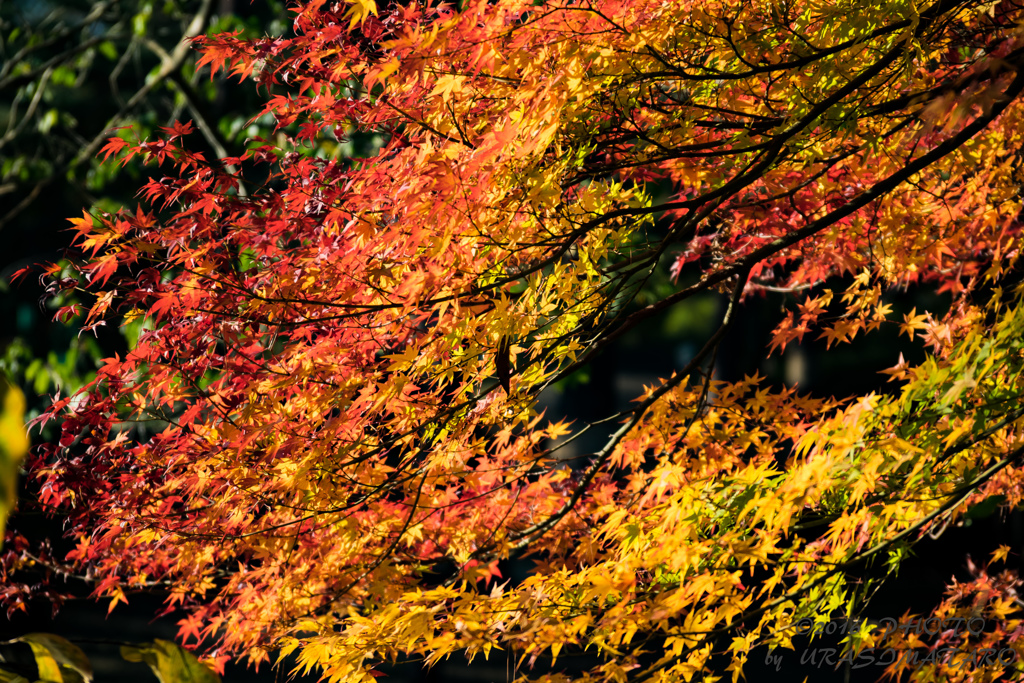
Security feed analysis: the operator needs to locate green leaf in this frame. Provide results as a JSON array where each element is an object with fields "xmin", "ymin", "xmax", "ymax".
[
  {"xmin": 132, "ymin": 2, "xmax": 153, "ymax": 36},
  {"xmin": 237, "ymin": 247, "xmax": 257, "ymax": 273},
  {"xmin": 964, "ymin": 494, "xmax": 1006, "ymax": 522},
  {"xmin": 98, "ymin": 41, "xmax": 118, "ymax": 61},
  {"xmin": 121, "ymin": 641, "xmax": 219, "ymax": 683},
  {"xmin": 37, "ymin": 110, "xmax": 58, "ymax": 135},
  {"xmin": 15, "ymin": 635, "xmax": 92, "ymax": 683},
  {"xmin": 51, "ymin": 67, "xmax": 77, "ymax": 88}
]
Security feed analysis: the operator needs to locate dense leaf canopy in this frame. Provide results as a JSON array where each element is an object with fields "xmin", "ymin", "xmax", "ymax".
[{"xmin": 8, "ymin": 0, "xmax": 1024, "ymax": 680}]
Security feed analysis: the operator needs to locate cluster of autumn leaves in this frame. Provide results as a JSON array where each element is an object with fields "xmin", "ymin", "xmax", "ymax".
[{"xmin": 4, "ymin": 0, "xmax": 1024, "ymax": 681}]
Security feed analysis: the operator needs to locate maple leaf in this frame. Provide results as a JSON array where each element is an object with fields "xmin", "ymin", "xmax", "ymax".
[
  {"xmin": 177, "ymin": 613, "xmax": 206, "ymax": 645},
  {"xmin": 344, "ymin": 0, "xmax": 378, "ymax": 29}
]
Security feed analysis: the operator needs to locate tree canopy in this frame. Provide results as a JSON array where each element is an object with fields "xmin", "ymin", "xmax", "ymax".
[{"xmin": 8, "ymin": 0, "xmax": 1024, "ymax": 680}]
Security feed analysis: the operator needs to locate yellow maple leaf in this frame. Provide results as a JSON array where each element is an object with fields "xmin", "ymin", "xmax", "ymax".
[{"xmin": 344, "ymin": 0, "xmax": 378, "ymax": 29}]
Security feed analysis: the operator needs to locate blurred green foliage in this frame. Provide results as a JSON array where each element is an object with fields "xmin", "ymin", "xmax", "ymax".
[{"xmin": 0, "ymin": 633, "xmax": 220, "ymax": 683}]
